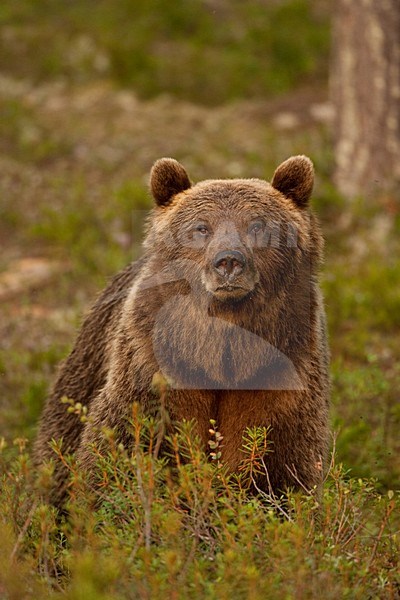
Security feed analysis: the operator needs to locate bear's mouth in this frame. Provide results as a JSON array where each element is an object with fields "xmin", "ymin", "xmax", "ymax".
[{"xmin": 212, "ymin": 284, "xmax": 252, "ymax": 301}]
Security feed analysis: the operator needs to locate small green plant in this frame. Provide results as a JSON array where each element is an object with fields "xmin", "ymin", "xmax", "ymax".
[{"xmin": 61, "ymin": 396, "xmax": 89, "ymax": 424}]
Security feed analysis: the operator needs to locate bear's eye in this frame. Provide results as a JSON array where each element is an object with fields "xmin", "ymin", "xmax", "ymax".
[
  {"xmin": 248, "ymin": 221, "xmax": 263, "ymax": 235},
  {"xmin": 195, "ymin": 224, "xmax": 209, "ymax": 236},
  {"xmin": 190, "ymin": 223, "xmax": 211, "ymax": 247}
]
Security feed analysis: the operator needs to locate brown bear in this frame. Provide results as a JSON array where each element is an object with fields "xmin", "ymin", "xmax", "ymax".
[{"xmin": 33, "ymin": 156, "xmax": 330, "ymax": 506}]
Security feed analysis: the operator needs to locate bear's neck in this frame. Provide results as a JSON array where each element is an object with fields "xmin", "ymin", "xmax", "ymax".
[{"xmin": 131, "ymin": 270, "xmax": 315, "ymax": 390}]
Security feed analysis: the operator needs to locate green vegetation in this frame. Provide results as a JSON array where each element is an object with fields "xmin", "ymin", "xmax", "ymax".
[
  {"xmin": 1, "ymin": 414, "xmax": 399, "ymax": 598},
  {"xmin": 1, "ymin": 0, "xmax": 399, "ymax": 597}
]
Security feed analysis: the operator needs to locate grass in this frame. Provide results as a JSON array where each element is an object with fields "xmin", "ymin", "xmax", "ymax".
[{"xmin": 1, "ymin": 0, "xmax": 400, "ymax": 596}]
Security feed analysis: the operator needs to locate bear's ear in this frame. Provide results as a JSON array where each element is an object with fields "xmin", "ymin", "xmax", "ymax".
[
  {"xmin": 150, "ymin": 158, "xmax": 191, "ymax": 206},
  {"xmin": 271, "ymin": 155, "xmax": 314, "ymax": 208}
]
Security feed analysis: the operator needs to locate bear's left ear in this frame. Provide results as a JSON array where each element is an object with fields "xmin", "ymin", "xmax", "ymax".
[
  {"xmin": 271, "ymin": 155, "xmax": 314, "ymax": 208},
  {"xmin": 150, "ymin": 158, "xmax": 191, "ymax": 206}
]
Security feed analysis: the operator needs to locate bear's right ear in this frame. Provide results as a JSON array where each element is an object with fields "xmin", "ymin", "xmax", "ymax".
[{"xmin": 150, "ymin": 158, "xmax": 191, "ymax": 206}]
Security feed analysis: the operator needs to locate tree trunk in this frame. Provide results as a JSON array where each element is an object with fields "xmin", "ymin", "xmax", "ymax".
[{"xmin": 331, "ymin": 0, "xmax": 400, "ymax": 199}]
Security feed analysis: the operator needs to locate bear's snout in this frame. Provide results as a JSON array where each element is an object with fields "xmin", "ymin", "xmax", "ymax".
[
  {"xmin": 204, "ymin": 242, "xmax": 257, "ymax": 302},
  {"xmin": 213, "ymin": 250, "xmax": 246, "ymax": 280}
]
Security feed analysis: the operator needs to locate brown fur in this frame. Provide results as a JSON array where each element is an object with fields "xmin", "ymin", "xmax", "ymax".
[{"xmin": 34, "ymin": 156, "xmax": 330, "ymax": 505}]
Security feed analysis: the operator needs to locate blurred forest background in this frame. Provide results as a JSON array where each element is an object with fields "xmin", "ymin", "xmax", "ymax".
[{"xmin": 0, "ymin": 1, "xmax": 399, "ymax": 598}]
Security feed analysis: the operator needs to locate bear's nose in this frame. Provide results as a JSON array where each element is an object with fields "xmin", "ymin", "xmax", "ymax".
[{"xmin": 213, "ymin": 250, "xmax": 246, "ymax": 279}]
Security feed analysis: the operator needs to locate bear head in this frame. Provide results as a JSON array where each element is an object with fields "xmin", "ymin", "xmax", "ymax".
[{"xmin": 145, "ymin": 156, "xmax": 321, "ymax": 310}]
